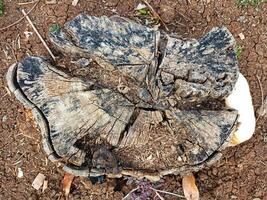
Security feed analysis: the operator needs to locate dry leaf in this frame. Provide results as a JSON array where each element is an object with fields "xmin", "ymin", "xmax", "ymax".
[
  {"xmin": 63, "ymin": 173, "xmax": 75, "ymax": 197},
  {"xmin": 182, "ymin": 173, "xmax": 199, "ymax": 200}
]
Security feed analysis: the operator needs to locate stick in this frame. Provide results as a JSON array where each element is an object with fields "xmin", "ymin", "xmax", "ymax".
[
  {"xmin": 18, "ymin": 0, "xmax": 38, "ymax": 6},
  {"xmin": 122, "ymin": 187, "xmax": 139, "ymax": 200},
  {"xmin": 150, "ymin": 187, "xmax": 186, "ymax": 198},
  {"xmin": 21, "ymin": 9, "xmax": 56, "ymax": 61},
  {"xmin": 0, "ymin": 0, "xmax": 40, "ymax": 31},
  {"xmin": 154, "ymin": 190, "xmax": 165, "ymax": 200},
  {"xmin": 255, "ymin": 75, "xmax": 264, "ymax": 121},
  {"xmin": 142, "ymin": 0, "xmax": 169, "ymax": 31}
]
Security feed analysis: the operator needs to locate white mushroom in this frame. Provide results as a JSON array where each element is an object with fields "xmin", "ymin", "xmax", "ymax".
[{"xmin": 225, "ymin": 73, "xmax": 256, "ymax": 146}]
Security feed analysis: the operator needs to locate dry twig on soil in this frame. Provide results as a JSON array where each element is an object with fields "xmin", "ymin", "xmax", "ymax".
[
  {"xmin": 0, "ymin": 0, "xmax": 40, "ymax": 31},
  {"xmin": 151, "ymin": 188, "xmax": 186, "ymax": 198},
  {"xmin": 21, "ymin": 9, "xmax": 56, "ymax": 60},
  {"xmin": 255, "ymin": 75, "xmax": 265, "ymax": 121},
  {"xmin": 18, "ymin": 0, "xmax": 39, "ymax": 6}
]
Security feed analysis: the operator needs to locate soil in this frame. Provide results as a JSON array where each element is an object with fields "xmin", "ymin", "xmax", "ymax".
[{"xmin": 0, "ymin": 0, "xmax": 266, "ymax": 200}]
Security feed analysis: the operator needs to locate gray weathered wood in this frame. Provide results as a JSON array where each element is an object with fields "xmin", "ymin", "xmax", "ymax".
[{"xmin": 6, "ymin": 15, "xmax": 240, "ymax": 178}]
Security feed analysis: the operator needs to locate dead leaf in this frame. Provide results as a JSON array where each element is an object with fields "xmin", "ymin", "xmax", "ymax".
[
  {"xmin": 63, "ymin": 173, "xmax": 75, "ymax": 198},
  {"xmin": 182, "ymin": 173, "xmax": 199, "ymax": 200}
]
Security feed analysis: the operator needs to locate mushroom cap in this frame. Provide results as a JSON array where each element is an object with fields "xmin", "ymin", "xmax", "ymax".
[{"xmin": 6, "ymin": 15, "xmax": 242, "ymax": 180}]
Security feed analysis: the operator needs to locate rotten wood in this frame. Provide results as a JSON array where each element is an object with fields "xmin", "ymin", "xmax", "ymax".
[{"xmin": 6, "ymin": 15, "xmax": 240, "ymax": 178}]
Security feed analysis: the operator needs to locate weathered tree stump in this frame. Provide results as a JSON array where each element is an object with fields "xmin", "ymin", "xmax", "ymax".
[{"xmin": 6, "ymin": 14, "xmax": 239, "ymax": 180}]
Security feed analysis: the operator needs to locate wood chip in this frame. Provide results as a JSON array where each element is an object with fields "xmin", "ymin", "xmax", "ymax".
[
  {"xmin": 45, "ymin": 0, "xmax": 57, "ymax": 4},
  {"xmin": 72, "ymin": 0, "xmax": 79, "ymax": 6},
  {"xmin": 63, "ymin": 173, "xmax": 75, "ymax": 197},
  {"xmin": 42, "ymin": 180, "xmax": 48, "ymax": 192},
  {"xmin": 239, "ymin": 33, "xmax": 245, "ymax": 40},
  {"xmin": 4, "ymin": 86, "xmax": 11, "ymax": 96},
  {"xmin": 32, "ymin": 173, "xmax": 46, "ymax": 190},
  {"xmin": 18, "ymin": 1, "xmax": 38, "ymax": 5},
  {"xmin": 17, "ymin": 167, "xmax": 24, "ymax": 178}
]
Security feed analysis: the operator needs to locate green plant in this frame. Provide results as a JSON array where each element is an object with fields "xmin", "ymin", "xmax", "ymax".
[
  {"xmin": 235, "ymin": 45, "xmax": 243, "ymax": 59},
  {"xmin": 49, "ymin": 24, "xmax": 60, "ymax": 33},
  {"xmin": 0, "ymin": 0, "xmax": 4, "ymax": 16},
  {"xmin": 236, "ymin": 0, "xmax": 267, "ymax": 6},
  {"xmin": 137, "ymin": 7, "xmax": 150, "ymax": 16}
]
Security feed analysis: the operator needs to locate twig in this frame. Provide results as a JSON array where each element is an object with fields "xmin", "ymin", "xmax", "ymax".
[
  {"xmin": 258, "ymin": 160, "xmax": 267, "ymax": 167},
  {"xmin": 122, "ymin": 187, "xmax": 139, "ymax": 200},
  {"xmin": 0, "ymin": 0, "xmax": 40, "ymax": 31},
  {"xmin": 154, "ymin": 190, "xmax": 165, "ymax": 200},
  {"xmin": 150, "ymin": 187, "xmax": 186, "ymax": 198},
  {"xmin": 21, "ymin": 9, "xmax": 56, "ymax": 61},
  {"xmin": 255, "ymin": 75, "xmax": 264, "ymax": 121},
  {"xmin": 4, "ymin": 86, "xmax": 11, "ymax": 96},
  {"xmin": 18, "ymin": 0, "xmax": 38, "ymax": 6},
  {"xmin": 142, "ymin": 0, "xmax": 169, "ymax": 31},
  {"xmin": 12, "ymin": 152, "xmax": 27, "ymax": 165}
]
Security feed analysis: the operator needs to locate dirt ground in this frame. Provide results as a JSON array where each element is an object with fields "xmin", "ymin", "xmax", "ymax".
[{"xmin": 0, "ymin": 0, "xmax": 266, "ymax": 199}]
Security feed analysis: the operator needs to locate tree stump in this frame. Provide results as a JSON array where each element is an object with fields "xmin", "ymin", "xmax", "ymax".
[{"xmin": 6, "ymin": 14, "xmax": 239, "ymax": 180}]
